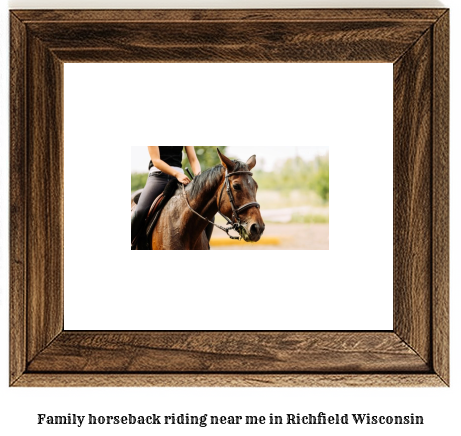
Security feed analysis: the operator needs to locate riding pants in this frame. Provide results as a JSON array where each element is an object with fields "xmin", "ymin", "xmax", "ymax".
[{"xmin": 131, "ymin": 172, "xmax": 173, "ymax": 243}]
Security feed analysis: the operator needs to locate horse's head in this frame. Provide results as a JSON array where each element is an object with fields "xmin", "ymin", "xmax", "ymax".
[{"xmin": 217, "ymin": 149, "xmax": 265, "ymax": 242}]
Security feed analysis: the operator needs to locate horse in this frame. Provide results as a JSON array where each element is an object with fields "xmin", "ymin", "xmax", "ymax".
[{"xmin": 134, "ymin": 149, "xmax": 265, "ymax": 250}]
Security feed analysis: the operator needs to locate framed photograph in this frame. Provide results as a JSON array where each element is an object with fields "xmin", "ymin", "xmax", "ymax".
[{"xmin": 10, "ymin": 9, "xmax": 449, "ymax": 386}]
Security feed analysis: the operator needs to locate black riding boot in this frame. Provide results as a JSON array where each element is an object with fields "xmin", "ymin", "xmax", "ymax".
[{"xmin": 131, "ymin": 210, "xmax": 141, "ymax": 249}]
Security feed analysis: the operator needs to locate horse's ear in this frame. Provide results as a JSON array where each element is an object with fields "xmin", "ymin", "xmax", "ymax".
[
  {"xmin": 217, "ymin": 148, "xmax": 236, "ymax": 172},
  {"xmin": 246, "ymin": 155, "xmax": 256, "ymax": 170}
]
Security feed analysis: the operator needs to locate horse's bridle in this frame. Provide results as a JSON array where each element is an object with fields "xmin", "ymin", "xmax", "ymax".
[{"xmin": 182, "ymin": 168, "xmax": 260, "ymax": 240}]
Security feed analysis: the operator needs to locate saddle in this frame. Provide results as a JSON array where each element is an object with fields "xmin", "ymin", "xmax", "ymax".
[{"xmin": 131, "ymin": 179, "xmax": 179, "ymax": 250}]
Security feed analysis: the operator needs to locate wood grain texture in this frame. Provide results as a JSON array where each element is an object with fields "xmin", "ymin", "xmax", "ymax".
[
  {"xmin": 13, "ymin": 373, "xmax": 446, "ymax": 388},
  {"xmin": 26, "ymin": 20, "xmax": 432, "ymax": 63},
  {"xmin": 393, "ymin": 29, "xmax": 433, "ymax": 365},
  {"xmin": 13, "ymin": 9, "xmax": 446, "ymax": 64},
  {"xmin": 432, "ymin": 11, "xmax": 449, "ymax": 385},
  {"xmin": 9, "ymin": 9, "xmax": 449, "ymax": 387},
  {"xmin": 9, "ymin": 13, "xmax": 28, "ymax": 386},
  {"xmin": 27, "ymin": 332, "xmax": 429, "ymax": 373},
  {"xmin": 12, "ymin": 9, "xmax": 447, "ymax": 22},
  {"xmin": 26, "ymin": 34, "xmax": 64, "ymax": 362}
]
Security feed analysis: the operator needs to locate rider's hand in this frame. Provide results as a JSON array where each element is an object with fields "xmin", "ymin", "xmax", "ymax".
[{"xmin": 176, "ymin": 173, "xmax": 191, "ymax": 185}]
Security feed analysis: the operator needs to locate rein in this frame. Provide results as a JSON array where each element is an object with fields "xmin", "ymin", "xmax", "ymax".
[{"xmin": 181, "ymin": 169, "xmax": 260, "ymax": 240}]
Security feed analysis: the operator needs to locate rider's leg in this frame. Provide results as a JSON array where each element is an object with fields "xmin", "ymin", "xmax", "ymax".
[{"xmin": 131, "ymin": 172, "xmax": 170, "ymax": 244}]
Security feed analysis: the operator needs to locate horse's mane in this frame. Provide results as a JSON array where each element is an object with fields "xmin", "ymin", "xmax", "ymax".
[{"xmin": 183, "ymin": 160, "xmax": 248, "ymax": 199}]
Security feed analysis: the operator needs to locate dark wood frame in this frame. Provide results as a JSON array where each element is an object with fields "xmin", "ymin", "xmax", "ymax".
[{"xmin": 10, "ymin": 9, "xmax": 449, "ymax": 387}]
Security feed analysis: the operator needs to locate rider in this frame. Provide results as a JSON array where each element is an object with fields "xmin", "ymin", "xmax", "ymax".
[{"xmin": 131, "ymin": 146, "xmax": 201, "ymax": 245}]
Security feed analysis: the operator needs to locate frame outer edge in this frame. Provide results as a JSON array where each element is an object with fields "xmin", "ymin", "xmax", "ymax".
[
  {"xmin": 9, "ymin": 12, "xmax": 28, "ymax": 385},
  {"xmin": 12, "ymin": 374, "xmax": 447, "ymax": 388},
  {"xmin": 9, "ymin": 8, "xmax": 448, "ymax": 23},
  {"xmin": 432, "ymin": 10, "xmax": 449, "ymax": 386},
  {"xmin": 9, "ymin": 9, "xmax": 450, "ymax": 388}
]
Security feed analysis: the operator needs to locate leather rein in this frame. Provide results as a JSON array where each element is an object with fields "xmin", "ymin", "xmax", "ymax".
[{"xmin": 181, "ymin": 169, "xmax": 260, "ymax": 240}]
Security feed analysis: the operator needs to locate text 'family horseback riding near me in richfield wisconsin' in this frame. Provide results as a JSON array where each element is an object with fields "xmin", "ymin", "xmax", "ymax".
[{"xmin": 37, "ymin": 412, "xmax": 424, "ymax": 428}]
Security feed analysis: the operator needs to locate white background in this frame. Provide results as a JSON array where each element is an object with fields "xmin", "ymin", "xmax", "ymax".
[
  {"xmin": 1, "ymin": 1, "xmax": 459, "ymax": 436},
  {"xmin": 63, "ymin": 63, "xmax": 392, "ymax": 331}
]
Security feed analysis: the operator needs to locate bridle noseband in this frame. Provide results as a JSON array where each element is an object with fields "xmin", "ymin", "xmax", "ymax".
[
  {"xmin": 182, "ymin": 168, "xmax": 260, "ymax": 240},
  {"xmin": 218, "ymin": 169, "xmax": 261, "ymax": 237}
]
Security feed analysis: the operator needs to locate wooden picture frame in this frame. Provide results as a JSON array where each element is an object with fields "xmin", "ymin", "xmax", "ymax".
[{"xmin": 10, "ymin": 9, "xmax": 449, "ymax": 387}]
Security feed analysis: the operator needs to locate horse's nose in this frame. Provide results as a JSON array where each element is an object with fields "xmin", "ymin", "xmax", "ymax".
[{"xmin": 250, "ymin": 222, "xmax": 265, "ymax": 236}]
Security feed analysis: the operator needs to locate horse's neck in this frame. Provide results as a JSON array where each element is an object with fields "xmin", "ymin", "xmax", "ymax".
[
  {"xmin": 176, "ymin": 175, "xmax": 224, "ymax": 249},
  {"xmin": 180, "ymin": 170, "xmax": 224, "ymax": 244},
  {"xmin": 187, "ymin": 171, "xmax": 224, "ymax": 221}
]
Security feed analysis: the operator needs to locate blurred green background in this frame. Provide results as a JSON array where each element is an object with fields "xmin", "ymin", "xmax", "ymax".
[{"xmin": 131, "ymin": 146, "xmax": 328, "ymax": 203}]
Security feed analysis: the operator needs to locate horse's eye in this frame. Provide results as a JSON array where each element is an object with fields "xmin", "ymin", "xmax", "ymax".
[{"xmin": 233, "ymin": 184, "xmax": 241, "ymax": 191}]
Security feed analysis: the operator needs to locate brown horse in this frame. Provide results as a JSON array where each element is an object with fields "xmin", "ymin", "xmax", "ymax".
[{"xmin": 148, "ymin": 149, "xmax": 265, "ymax": 250}]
